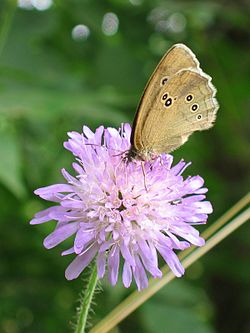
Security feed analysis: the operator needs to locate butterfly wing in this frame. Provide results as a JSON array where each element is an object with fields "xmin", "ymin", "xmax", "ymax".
[
  {"xmin": 131, "ymin": 44, "xmax": 219, "ymax": 155},
  {"xmin": 131, "ymin": 44, "xmax": 201, "ymax": 149},
  {"xmin": 140, "ymin": 68, "xmax": 219, "ymax": 154}
]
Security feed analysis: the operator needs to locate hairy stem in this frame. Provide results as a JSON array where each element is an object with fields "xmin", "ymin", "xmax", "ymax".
[{"xmin": 75, "ymin": 264, "xmax": 98, "ymax": 333}]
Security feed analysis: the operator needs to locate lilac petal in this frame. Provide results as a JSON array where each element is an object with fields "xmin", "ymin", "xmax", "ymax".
[
  {"xmin": 170, "ymin": 160, "xmax": 191, "ymax": 176},
  {"xmin": 61, "ymin": 247, "xmax": 75, "ymax": 256},
  {"xmin": 167, "ymin": 231, "xmax": 190, "ymax": 250},
  {"xmin": 178, "ymin": 241, "xmax": 190, "ymax": 250},
  {"xmin": 138, "ymin": 240, "xmax": 162, "ymax": 278},
  {"xmin": 122, "ymin": 261, "xmax": 132, "ymax": 288},
  {"xmin": 49, "ymin": 210, "xmax": 82, "ymax": 222},
  {"xmin": 108, "ymin": 245, "xmax": 120, "ymax": 286},
  {"xmin": 74, "ymin": 228, "xmax": 95, "ymax": 254},
  {"xmin": 61, "ymin": 199, "xmax": 83, "ymax": 209},
  {"xmin": 67, "ymin": 131, "xmax": 82, "ymax": 141},
  {"xmin": 185, "ymin": 214, "xmax": 208, "ymax": 223},
  {"xmin": 178, "ymin": 161, "xmax": 191, "ymax": 175},
  {"xmin": 97, "ymin": 252, "xmax": 106, "ymax": 278},
  {"xmin": 99, "ymin": 240, "xmax": 114, "ymax": 252},
  {"xmin": 43, "ymin": 222, "xmax": 79, "ymax": 249},
  {"xmin": 122, "ymin": 123, "xmax": 132, "ymax": 140},
  {"xmin": 64, "ymin": 136, "xmax": 82, "ymax": 155},
  {"xmin": 193, "ymin": 201, "xmax": 213, "ymax": 214},
  {"xmin": 106, "ymin": 127, "xmax": 119, "ymax": 138},
  {"xmin": 195, "ymin": 187, "xmax": 208, "ymax": 194},
  {"xmin": 61, "ymin": 169, "xmax": 79, "ymax": 185},
  {"xmin": 188, "ymin": 220, "xmax": 207, "ymax": 225},
  {"xmin": 195, "ymin": 237, "xmax": 205, "ymax": 246},
  {"xmin": 35, "ymin": 184, "xmax": 74, "ymax": 198},
  {"xmin": 148, "ymin": 241, "xmax": 159, "ymax": 266},
  {"xmin": 182, "ymin": 195, "xmax": 206, "ymax": 203},
  {"xmin": 184, "ymin": 176, "xmax": 204, "ymax": 192},
  {"xmin": 122, "ymin": 122, "xmax": 131, "ymax": 133},
  {"xmin": 65, "ymin": 244, "xmax": 98, "ymax": 280},
  {"xmin": 30, "ymin": 206, "xmax": 60, "ymax": 225},
  {"xmin": 83, "ymin": 126, "xmax": 94, "ymax": 139},
  {"xmin": 170, "ymin": 159, "xmax": 184, "ymax": 173},
  {"xmin": 72, "ymin": 162, "xmax": 84, "ymax": 175},
  {"xmin": 112, "ymin": 230, "xmax": 119, "ymax": 240},
  {"xmin": 162, "ymin": 154, "xmax": 173, "ymax": 169},
  {"xmin": 156, "ymin": 244, "xmax": 184, "ymax": 277},
  {"xmin": 170, "ymin": 223, "xmax": 205, "ymax": 246},
  {"xmin": 133, "ymin": 256, "xmax": 148, "ymax": 291},
  {"xmin": 94, "ymin": 126, "xmax": 104, "ymax": 145},
  {"xmin": 155, "ymin": 231, "xmax": 173, "ymax": 248},
  {"xmin": 120, "ymin": 241, "xmax": 135, "ymax": 267},
  {"xmin": 139, "ymin": 252, "xmax": 162, "ymax": 278}
]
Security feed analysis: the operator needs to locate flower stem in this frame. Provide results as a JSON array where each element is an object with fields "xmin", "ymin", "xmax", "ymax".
[
  {"xmin": 74, "ymin": 263, "xmax": 98, "ymax": 333},
  {"xmin": 90, "ymin": 193, "xmax": 250, "ymax": 333}
]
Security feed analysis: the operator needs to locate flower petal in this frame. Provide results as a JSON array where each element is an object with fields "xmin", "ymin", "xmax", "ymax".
[
  {"xmin": 108, "ymin": 245, "xmax": 120, "ymax": 286},
  {"xmin": 133, "ymin": 255, "xmax": 148, "ymax": 291},
  {"xmin": 122, "ymin": 261, "xmax": 132, "ymax": 288},
  {"xmin": 156, "ymin": 244, "xmax": 184, "ymax": 277},
  {"xmin": 74, "ymin": 228, "xmax": 95, "ymax": 254},
  {"xmin": 97, "ymin": 251, "xmax": 106, "ymax": 278},
  {"xmin": 30, "ymin": 206, "xmax": 62, "ymax": 225},
  {"xmin": 65, "ymin": 244, "xmax": 98, "ymax": 280},
  {"xmin": 43, "ymin": 223, "xmax": 79, "ymax": 249}
]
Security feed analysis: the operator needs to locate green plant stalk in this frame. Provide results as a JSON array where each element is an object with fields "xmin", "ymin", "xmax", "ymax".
[
  {"xmin": 75, "ymin": 264, "xmax": 98, "ymax": 333},
  {"xmin": 90, "ymin": 194, "xmax": 250, "ymax": 333}
]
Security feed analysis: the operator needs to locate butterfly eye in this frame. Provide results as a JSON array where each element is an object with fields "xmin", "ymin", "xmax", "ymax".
[
  {"xmin": 161, "ymin": 93, "xmax": 168, "ymax": 101},
  {"xmin": 185, "ymin": 94, "xmax": 194, "ymax": 103},
  {"xmin": 165, "ymin": 97, "xmax": 172, "ymax": 107},
  {"xmin": 196, "ymin": 114, "xmax": 202, "ymax": 121},
  {"xmin": 190, "ymin": 103, "xmax": 199, "ymax": 112}
]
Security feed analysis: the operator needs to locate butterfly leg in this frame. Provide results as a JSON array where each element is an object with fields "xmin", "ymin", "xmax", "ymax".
[{"xmin": 141, "ymin": 162, "xmax": 148, "ymax": 192}]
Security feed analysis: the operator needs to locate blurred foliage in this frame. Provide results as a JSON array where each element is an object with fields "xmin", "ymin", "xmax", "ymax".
[{"xmin": 0, "ymin": 0, "xmax": 249, "ymax": 332}]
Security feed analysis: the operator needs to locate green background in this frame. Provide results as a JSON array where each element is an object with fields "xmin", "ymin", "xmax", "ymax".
[{"xmin": 0, "ymin": 1, "xmax": 249, "ymax": 332}]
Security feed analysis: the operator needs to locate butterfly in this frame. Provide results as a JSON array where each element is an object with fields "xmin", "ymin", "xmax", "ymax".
[{"xmin": 127, "ymin": 43, "xmax": 219, "ymax": 161}]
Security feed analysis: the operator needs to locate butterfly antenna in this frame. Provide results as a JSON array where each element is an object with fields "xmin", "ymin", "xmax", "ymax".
[
  {"xmin": 112, "ymin": 149, "xmax": 129, "ymax": 158},
  {"xmin": 82, "ymin": 140, "xmax": 126, "ymax": 156}
]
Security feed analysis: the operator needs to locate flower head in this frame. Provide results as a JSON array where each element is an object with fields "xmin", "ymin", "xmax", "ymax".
[{"xmin": 31, "ymin": 123, "xmax": 212, "ymax": 290}]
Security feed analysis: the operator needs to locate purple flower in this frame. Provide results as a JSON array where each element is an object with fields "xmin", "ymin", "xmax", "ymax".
[{"xmin": 30, "ymin": 124, "xmax": 212, "ymax": 291}]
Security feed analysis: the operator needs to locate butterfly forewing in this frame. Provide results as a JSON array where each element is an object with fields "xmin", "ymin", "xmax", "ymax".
[{"xmin": 131, "ymin": 44, "xmax": 201, "ymax": 150}]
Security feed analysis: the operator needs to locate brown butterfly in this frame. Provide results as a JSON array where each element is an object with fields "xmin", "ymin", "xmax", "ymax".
[{"xmin": 127, "ymin": 43, "xmax": 219, "ymax": 161}]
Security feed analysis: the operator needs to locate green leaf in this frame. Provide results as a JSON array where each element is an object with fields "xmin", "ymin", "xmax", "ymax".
[
  {"xmin": 142, "ymin": 281, "xmax": 215, "ymax": 333},
  {"xmin": 0, "ymin": 117, "xmax": 26, "ymax": 198}
]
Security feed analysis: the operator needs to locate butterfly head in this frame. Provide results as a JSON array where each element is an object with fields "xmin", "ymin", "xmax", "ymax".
[{"xmin": 125, "ymin": 146, "xmax": 158, "ymax": 163}]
